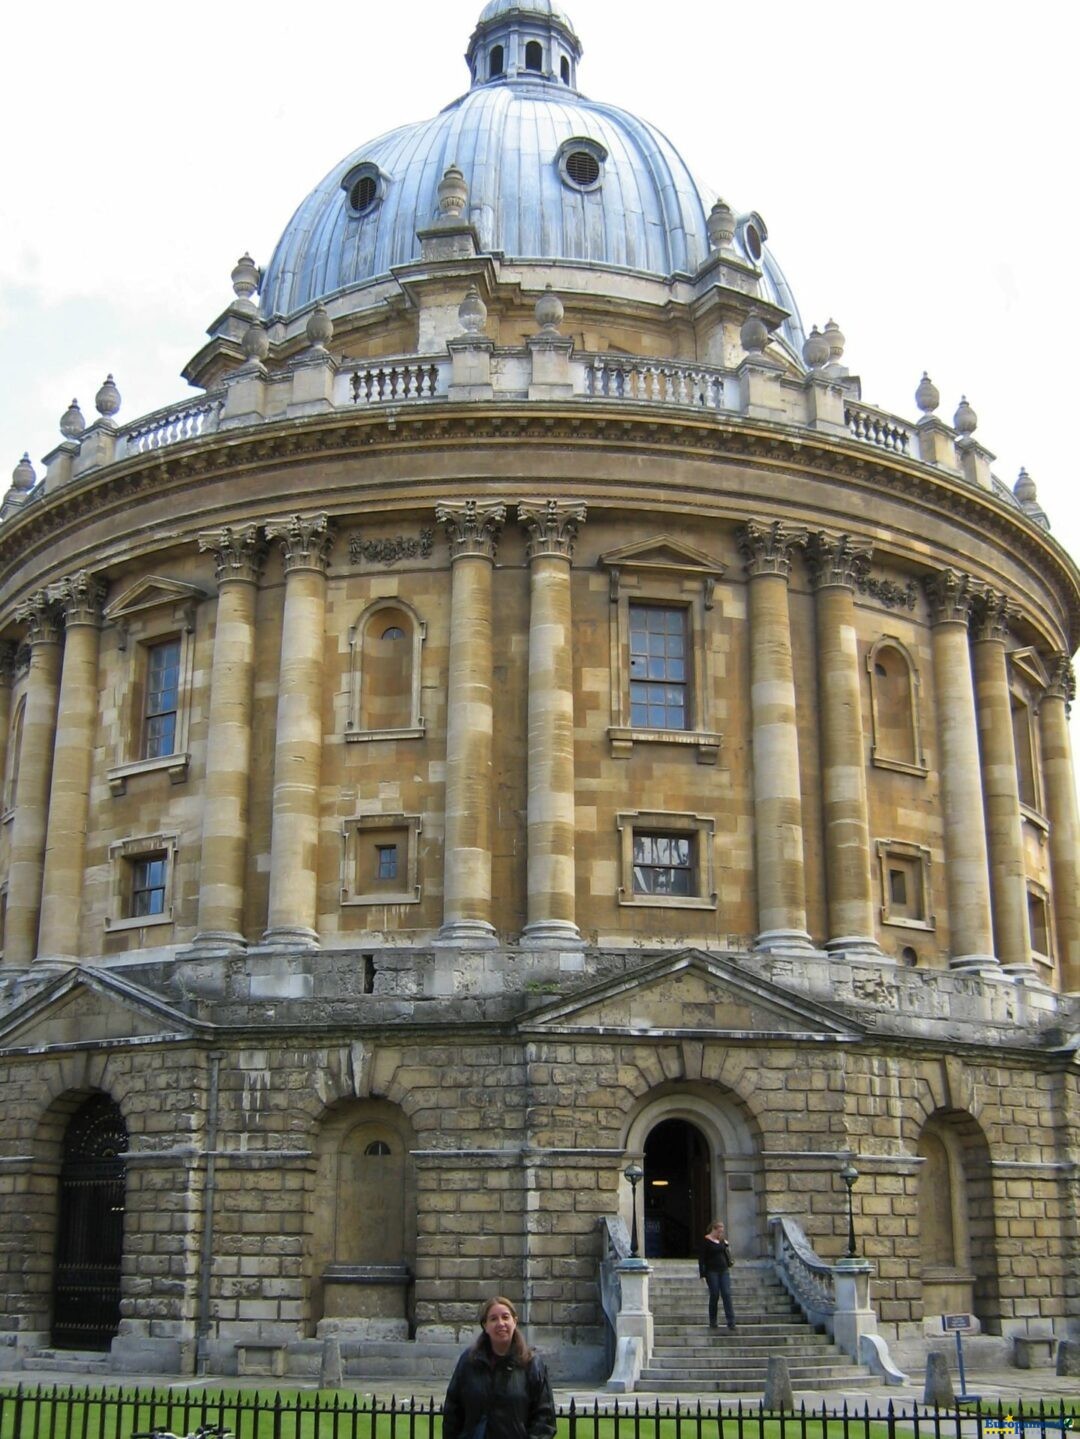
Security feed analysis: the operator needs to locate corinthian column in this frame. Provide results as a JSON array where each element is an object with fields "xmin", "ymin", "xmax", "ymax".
[
  {"xmin": 435, "ymin": 501, "xmax": 505, "ymax": 945},
  {"xmin": 262, "ymin": 514, "xmax": 333, "ymax": 947},
  {"xmin": 1041, "ymin": 657, "xmax": 1080, "ymax": 991},
  {"xmin": 924, "ymin": 571, "xmax": 996, "ymax": 969},
  {"xmin": 804, "ymin": 533, "xmax": 879, "ymax": 954},
  {"xmin": 518, "ymin": 499, "xmax": 586, "ymax": 947},
  {"xmin": 971, "ymin": 589, "xmax": 1031, "ymax": 973},
  {"xmin": 190, "ymin": 526, "xmax": 265, "ymax": 953},
  {"xmin": 737, "ymin": 521, "xmax": 812, "ymax": 951},
  {"xmin": 5, "ymin": 594, "xmax": 62, "ymax": 967},
  {"xmin": 0, "ymin": 643, "xmax": 17, "ymax": 807},
  {"xmin": 37, "ymin": 573, "xmax": 107, "ymax": 961}
]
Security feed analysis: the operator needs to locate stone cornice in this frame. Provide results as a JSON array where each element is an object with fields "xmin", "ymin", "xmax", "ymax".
[{"xmin": 0, "ymin": 405, "xmax": 1077, "ymax": 647}]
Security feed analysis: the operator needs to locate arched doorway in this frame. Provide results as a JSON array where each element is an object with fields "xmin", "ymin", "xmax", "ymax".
[
  {"xmin": 52, "ymin": 1095, "xmax": 127, "ymax": 1349},
  {"xmin": 643, "ymin": 1118, "xmax": 711, "ymax": 1258}
]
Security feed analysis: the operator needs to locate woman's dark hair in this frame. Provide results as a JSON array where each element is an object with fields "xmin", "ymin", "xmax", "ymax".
[{"xmin": 470, "ymin": 1295, "xmax": 534, "ymax": 1364}]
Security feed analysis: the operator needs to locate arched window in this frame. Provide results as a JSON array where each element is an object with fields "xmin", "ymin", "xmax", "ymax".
[
  {"xmin": 560, "ymin": 55, "xmax": 570, "ymax": 84},
  {"xmin": 867, "ymin": 638, "xmax": 924, "ymax": 772},
  {"xmin": 347, "ymin": 601, "xmax": 425, "ymax": 740},
  {"xmin": 489, "ymin": 44, "xmax": 504, "ymax": 77},
  {"xmin": 525, "ymin": 40, "xmax": 543, "ymax": 72}
]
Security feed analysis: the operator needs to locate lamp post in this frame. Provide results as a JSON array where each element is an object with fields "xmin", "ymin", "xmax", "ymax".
[
  {"xmin": 624, "ymin": 1160, "xmax": 644, "ymax": 1259},
  {"xmin": 840, "ymin": 1160, "xmax": 859, "ymax": 1258}
]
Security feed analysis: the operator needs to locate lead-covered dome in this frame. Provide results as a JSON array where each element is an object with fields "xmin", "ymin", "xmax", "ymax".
[{"xmin": 260, "ymin": 0, "xmax": 802, "ymax": 343}]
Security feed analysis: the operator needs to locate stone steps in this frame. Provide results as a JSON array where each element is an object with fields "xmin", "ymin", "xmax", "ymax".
[
  {"xmin": 638, "ymin": 1263, "xmax": 874, "ymax": 1394},
  {"xmin": 23, "ymin": 1348, "xmax": 111, "ymax": 1374}
]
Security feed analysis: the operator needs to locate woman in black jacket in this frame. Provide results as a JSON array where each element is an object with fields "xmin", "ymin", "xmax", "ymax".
[
  {"xmin": 442, "ymin": 1297, "xmax": 556, "ymax": 1439},
  {"xmin": 699, "ymin": 1219, "xmax": 736, "ymax": 1331}
]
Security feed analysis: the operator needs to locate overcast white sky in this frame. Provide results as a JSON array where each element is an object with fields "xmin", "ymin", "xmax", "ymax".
[{"xmin": 0, "ymin": 2, "xmax": 1075, "ymax": 603}]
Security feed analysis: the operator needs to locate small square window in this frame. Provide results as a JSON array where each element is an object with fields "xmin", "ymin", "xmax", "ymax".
[
  {"xmin": 876, "ymin": 841, "xmax": 934, "ymax": 932},
  {"xmin": 342, "ymin": 815, "xmax": 422, "ymax": 905},
  {"xmin": 617, "ymin": 811, "xmax": 716, "ymax": 910},
  {"xmin": 633, "ymin": 833, "xmax": 693, "ymax": 896},
  {"xmin": 131, "ymin": 854, "xmax": 168, "ymax": 918}
]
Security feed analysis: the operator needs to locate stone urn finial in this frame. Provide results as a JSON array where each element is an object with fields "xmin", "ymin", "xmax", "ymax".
[
  {"xmin": 458, "ymin": 284, "xmax": 488, "ymax": 336},
  {"xmin": 60, "ymin": 398, "xmax": 86, "ymax": 439},
  {"xmin": 740, "ymin": 311, "xmax": 769, "ymax": 358},
  {"xmin": 1014, "ymin": 467, "xmax": 1036, "ymax": 503},
  {"xmin": 707, "ymin": 199, "xmax": 736, "ymax": 251},
  {"xmin": 12, "ymin": 453, "xmax": 35, "ymax": 492},
  {"xmin": 306, "ymin": 302, "xmax": 334, "ymax": 351},
  {"xmin": 242, "ymin": 320, "xmax": 271, "ymax": 364},
  {"xmin": 915, "ymin": 372, "xmax": 939, "ymax": 415},
  {"xmin": 823, "ymin": 318, "xmax": 845, "ymax": 363},
  {"xmin": 534, "ymin": 285, "xmax": 564, "ymax": 335},
  {"xmin": 953, "ymin": 395, "xmax": 977, "ymax": 435},
  {"xmin": 95, "ymin": 374, "xmax": 121, "ymax": 420},
  {"xmin": 232, "ymin": 252, "xmax": 260, "ymax": 304},
  {"xmin": 437, "ymin": 165, "xmax": 469, "ymax": 223},
  {"xmin": 802, "ymin": 325, "xmax": 829, "ymax": 371}
]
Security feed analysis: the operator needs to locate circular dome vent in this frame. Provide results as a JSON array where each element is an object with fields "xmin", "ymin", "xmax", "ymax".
[
  {"xmin": 557, "ymin": 136, "xmax": 606, "ymax": 192},
  {"xmin": 341, "ymin": 163, "xmax": 385, "ymax": 217}
]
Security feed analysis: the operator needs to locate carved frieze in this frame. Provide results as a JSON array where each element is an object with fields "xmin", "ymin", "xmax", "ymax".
[
  {"xmin": 857, "ymin": 576, "xmax": 918, "ymax": 611},
  {"xmin": 350, "ymin": 528, "xmax": 435, "ymax": 567}
]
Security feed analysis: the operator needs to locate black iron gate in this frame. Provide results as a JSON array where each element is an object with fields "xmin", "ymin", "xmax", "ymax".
[{"xmin": 52, "ymin": 1095, "xmax": 128, "ymax": 1350}]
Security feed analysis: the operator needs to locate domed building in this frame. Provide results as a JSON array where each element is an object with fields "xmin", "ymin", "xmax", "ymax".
[{"xmin": 0, "ymin": 0, "xmax": 1076, "ymax": 1385}]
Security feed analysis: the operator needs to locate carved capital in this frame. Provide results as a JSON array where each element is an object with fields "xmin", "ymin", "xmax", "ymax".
[
  {"xmin": 736, "ymin": 520, "xmax": 805, "ymax": 579},
  {"xmin": 970, "ymin": 586, "xmax": 1017, "ymax": 644},
  {"xmin": 803, "ymin": 532, "xmax": 872, "ymax": 591},
  {"xmin": 264, "ymin": 513, "xmax": 333, "ymax": 574},
  {"xmin": 46, "ymin": 571, "xmax": 107, "ymax": 627},
  {"xmin": 518, "ymin": 499, "xmax": 587, "ymax": 562},
  {"xmin": 14, "ymin": 590, "xmax": 61, "ymax": 646},
  {"xmin": 198, "ymin": 524, "xmax": 266, "ymax": 584},
  {"xmin": 1046, "ymin": 654, "xmax": 1076, "ymax": 709},
  {"xmin": 436, "ymin": 501, "xmax": 506, "ymax": 562},
  {"xmin": 923, "ymin": 569, "xmax": 975, "ymax": 627}
]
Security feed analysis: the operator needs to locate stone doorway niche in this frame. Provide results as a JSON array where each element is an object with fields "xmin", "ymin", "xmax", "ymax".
[
  {"xmin": 311, "ymin": 1100, "xmax": 417, "ymax": 1340},
  {"xmin": 625, "ymin": 1087, "xmax": 762, "ymax": 1260},
  {"xmin": 52, "ymin": 1094, "xmax": 128, "ymax": 1350},
  {"xmin": 916, "ymin": 1108, "xmax": 1002, "ymax": 1333}
]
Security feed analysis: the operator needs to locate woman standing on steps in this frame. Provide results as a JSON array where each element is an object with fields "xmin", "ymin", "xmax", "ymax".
[{"xmin": 699, "ymin": 1218, "xmax": 737, "ymax": 1331}]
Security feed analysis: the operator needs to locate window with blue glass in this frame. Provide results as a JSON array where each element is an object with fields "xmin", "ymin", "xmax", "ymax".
[
  {"xmin": 376, "ymin": 844, "xmax": 399, "ymax": 882},
  {"xmin": 131, "ymin": 854, "xmax": 167, "ymax": 918},
  {"xmin": 629, "ymin": 605, "xmax": 687, "ymax": 730},
  {"xmin": 144, "ymin": 639, "xmax": 181, "ymax": 758}
]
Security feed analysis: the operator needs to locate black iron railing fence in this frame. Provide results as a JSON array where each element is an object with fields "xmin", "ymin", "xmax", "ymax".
[{"xmin": 0, "ymin": 1389, "xmax": 1076, "ymax": 1439}]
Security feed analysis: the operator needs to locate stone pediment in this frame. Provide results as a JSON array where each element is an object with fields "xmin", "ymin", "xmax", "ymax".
[
  {"xmin": 104, "ymin": 575, "xmax": 206, "ymax": 623},
  {"xmin": 599, "ymin": 536, "xmax": 726, "ymax": 579},
  {"xmin": 519, "ymin": 950, "xmax": 862, "ymax": 1039},
  {"xmin": 0, "ymin": 967, "xmax": 197, "ymax": 1051}
]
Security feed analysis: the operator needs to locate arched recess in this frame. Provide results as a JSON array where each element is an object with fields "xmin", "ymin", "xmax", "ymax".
[
  {"xmin": 916, "ymin": 1109, "xmax": 1001, "ymax": 1332},
  {"xmin": 623, "ymin": 1084, "xmax": 763, "ymax": 1259},
  {"xmin": 347, "ymin": 599, "xmax": 425, "ymax": 740},
  {"xmin": 867, "ymin": 637, "xmax": 924, "ymax": 772},
  {"xmin": 48, "ymin": 1093, "xmax": 128, "ymax": 1349},
  {"xmin": 4, "ymin": 693, "xmax": 25, "ymax": 812},
  {"xmin": 310, "ymin": 1099, "xmax": 417, "ymax": 1337}
]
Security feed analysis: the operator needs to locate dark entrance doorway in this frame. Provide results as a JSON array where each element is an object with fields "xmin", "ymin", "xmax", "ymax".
[
  {"xmin": 52, "ymin": 1095, "xmax": 127, "ymax": 1350},
  {"xmin": 642, "ymin": 1118, "xmax": 711, "ymax": 1258}
]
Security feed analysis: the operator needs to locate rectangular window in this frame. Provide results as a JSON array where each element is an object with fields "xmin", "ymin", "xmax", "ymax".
[
  {"xmin": 131, "ymin": 854, "xmax": 167, "ymax": 918},
  {"xmin": 876, "ymin": 841, "xmax": 934, "ymax": 931},
  {"xmin": 1028, "ymin": 889, "xmax": 1050, "ymax": 956},
  {"xmin": 144, "ymin": 639, "xmax": 181, "ymax": 759},
  {"xmin": 633, "ymin": 833, "xmax": 693, "ymax": 896},
  {"xmin": 376, "ymin": 844, "xmax": 398, "ymax": 881},
  {"xmin": 629, "ymin": 605, "xmax": 687, "ymax": 731}
]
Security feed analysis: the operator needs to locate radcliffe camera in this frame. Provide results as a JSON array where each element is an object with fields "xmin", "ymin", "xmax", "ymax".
[{"xmin": 0, "ymin": 0, "xmax": 1075, "ymax": 1394}]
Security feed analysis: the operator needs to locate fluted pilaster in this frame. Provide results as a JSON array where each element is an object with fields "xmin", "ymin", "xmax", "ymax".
[
  {"xmin": 436, "ymin": 501, "xmax": 505, "ymax": 944},
  {"xmin": 737, "ymin": 521, "xmax": 812, "ymax": 950},
  {"xmin": 262, "ymin": 514, "xmax": 333, "ymax": 947},
  {"xmin": 1041, "ymin": 657, "xmax": 1080, "ymax": 991},
  {"xmin": 5, "ymin": 594, "xmax": 62, "ymax": 967},
  {"xmin": 971, "ymin": 588, "xmax": 1030, "ymax": 973},
  {"xmin": 37, "ymin": 573, "xmax": 107, "ymax": 961},
  {"xmin": 804, "ymin": 533, "xmax": 879, "ymax": 953},
  {"xmin": 190, "ymin": 526, "xmax": 266, "ymax": 952},
  {"xmin": 924, "ymin": 570, "xmax": 996, "ymax": 969},
  {"xmin": 519, "ymin": 499, "xmax": 586, "ymax": 946}
]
